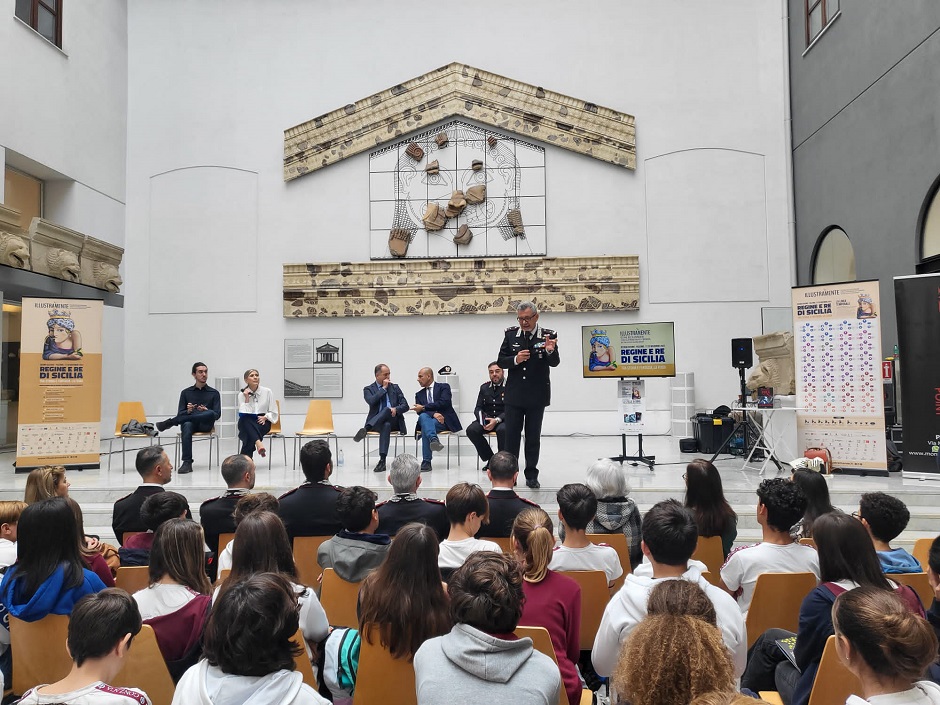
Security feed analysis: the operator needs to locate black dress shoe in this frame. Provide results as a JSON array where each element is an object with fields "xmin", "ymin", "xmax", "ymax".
[
  {"xmin": 178, "ymin": 461, "xmax": 193, "ymax": 474},
  {"xmin": 481, "ymin": 462, "xmax": 490, "ymax": 473},
  {"xmin": 525, "ymin": 478, "xmax": 540, "ymax": 489},
  {"xmin": 420, "ymin": 461, "xmax": 432, "ymax": 472},
  {"xmin": 373, "ymin": 459, "xmax": 386, "ymax": 473},
  {"xmin": 354, "ymin": 427, "xmax": 368, "ymax": 442},
  {"xmin": 156, "ymin": 419, "xmax": 172, "ymax": 433}
]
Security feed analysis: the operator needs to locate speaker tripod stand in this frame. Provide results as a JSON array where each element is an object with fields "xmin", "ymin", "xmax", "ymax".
[{"xmin": 709, "ymin": 367, "xmax": 784, "ymax": 472}]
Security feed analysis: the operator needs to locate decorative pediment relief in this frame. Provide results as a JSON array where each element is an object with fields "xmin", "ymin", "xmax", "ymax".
[
  {"xmin": 283, "ymin": 255, "xmax": 639, "ymax": 317},
  {"xmin": 284, "ymin": 62, "xmax": 636, "ymax": 181},
  {"xmin": 29, "ymin": 218, "xmax": 84, "ymax": 282},
  {"xmin": 0, "ymin": 205, "xmax": 32, "ymax": 270}
]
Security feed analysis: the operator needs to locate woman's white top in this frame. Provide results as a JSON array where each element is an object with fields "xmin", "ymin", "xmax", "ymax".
[
  {"xmin": 237, "ymin": 385, "xmax": 278, "ymax": 423},
  {"xmin": 847, "ymin": 682, "xmax": 940, "ymax": 704},
  {"xmin": 133, "ymin": 583, "xmax": 200, "ymax": 620}
]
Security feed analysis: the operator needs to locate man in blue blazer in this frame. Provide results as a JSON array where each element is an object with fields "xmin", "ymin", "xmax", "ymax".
[
  {"xmin": 412, "ymin": 367, "xmax": 462, "ymax": 472},
  {"xmin": 354, "ymin": 363, "xmax": 409, "ymax": 473}
]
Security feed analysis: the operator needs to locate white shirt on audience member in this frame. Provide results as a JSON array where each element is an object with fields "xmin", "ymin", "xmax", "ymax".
[
  {"xmin": 438, "ymin": 537, "xmax": 502, "ymax": 570},
  {"xmin": 719, "ymin": 541, "xmax": 820, "ymax": 616},
  {"xmin": 550, "ymin": 543, "xmax": 623, "ymax": 584},
  {"xmin": 133, "ymin": 583, "xmax": 200, "ymax": 620},
  {"xmin": 0, "ymin": 538, "xmax": 16, "ymax": 568},
  {"xmin": 846, "ymin": 681, "xmax": 940, "ymax": 704},
  {"xmin": 18, "ymin": 682, "xmax": 151, "ymax": 704}
]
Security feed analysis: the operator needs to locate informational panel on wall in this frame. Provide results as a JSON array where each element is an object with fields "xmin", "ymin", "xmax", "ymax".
[
  {"xmin": 284, "ymin": 338, "xmax": 343, "ymax": 398},
  {"xmin": 618, "ymin": 380, "xmax": 646, "ymax": 432},
  {"xmin": 16, "ymin": 298, "xmax": 103, "ymax": 470},
  {"xmin": 581, "ymin": 323, "xmax": 676, "ymax": 378},
  {"xmin": 792, "ymin": 281, "xmax": 887, "ymax": 472},
  {"xmin": 894, "ymin": 274, "xmax": 940, "ymax": 478}
]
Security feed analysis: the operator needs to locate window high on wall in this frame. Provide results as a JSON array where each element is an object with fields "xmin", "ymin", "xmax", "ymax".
[
  {"xmin": 919, "ymin": 177, "xmax": 940, "ymax": 273},
  {"xmin": 806, "ymin": 0, "xmax": 839, "ymax": 46},
  {"xmin": 813, "ymin": 227, "xmax": 856, "ymax": 284},
  {"xmin": 3, "ymin": 167, "xmax": 42, "ymax": 230},
  {"xmin": 14, "ymin": 0, "xmax": 62, "ymax": 48}
]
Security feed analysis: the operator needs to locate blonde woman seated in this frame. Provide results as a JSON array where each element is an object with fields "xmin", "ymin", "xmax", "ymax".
[
  {"xmin": 24, "ymin": 465, "xmax": 70, "ymax": 503},
  {"xmin": 834, "ymin": 586, "xmax": 940, "ymax": 704},
  {"xmin": 132, "ymin": 518, "xmax": 212, "ymax": 681},
  {"xmin": 237, "ymin": 368, "xmax": 277, "ymax": 459}
]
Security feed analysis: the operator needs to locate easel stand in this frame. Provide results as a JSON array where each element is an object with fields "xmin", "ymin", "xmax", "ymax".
[{"xmin": 610, "ymin": 377, "xmax": 655, "ymax": 470}]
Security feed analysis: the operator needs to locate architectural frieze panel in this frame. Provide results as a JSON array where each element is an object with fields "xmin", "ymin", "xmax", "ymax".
[
  {"xmin": 283, "ymin": 255, "xmax": 639, "ymax": 317},
  {"xmin": 284, "ymin": 62, "xmax": 636, "ymax": 181}
]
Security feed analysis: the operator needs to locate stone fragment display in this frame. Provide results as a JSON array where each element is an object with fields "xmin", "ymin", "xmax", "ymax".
[
  {"xmin": 422, "ymin": 203, "xmax": 447, "ymax": 231},
  {"xmin": 465, "ymin": 185, "xmax": 486, "ymax": 204},
  {"xmin": 445, "ymin": 191, "xmax": 467, "ymax": 218},
  {"xmin": 454, "ymin": 224, "xmax": 473, "ymax": 245}
]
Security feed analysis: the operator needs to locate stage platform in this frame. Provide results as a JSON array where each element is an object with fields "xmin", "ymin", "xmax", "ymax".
[{"xmin": 2, "ymin": 434, "xmax": 938, "ymax": 548}]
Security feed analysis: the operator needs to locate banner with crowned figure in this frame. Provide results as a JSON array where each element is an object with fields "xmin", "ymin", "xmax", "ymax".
[{"xmin": 16, "ymin": 298, "xmax": 103, "ymax": 470}]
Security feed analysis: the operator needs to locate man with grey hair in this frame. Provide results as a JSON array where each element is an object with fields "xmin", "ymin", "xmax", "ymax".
[
  {"xmin": 375, "ymin": 453, "xmax": 448, "ymax": 539},
  {"xmin": 497, "ymin": 301, "xmax": 559, "ymax": 489},
  {"xmin": 112, "ymin": 444, "xmax": 174, "ymax": 545},
  {"xmin": 200, "ymin": 454, "xmax": 256, "ymax": 579}
]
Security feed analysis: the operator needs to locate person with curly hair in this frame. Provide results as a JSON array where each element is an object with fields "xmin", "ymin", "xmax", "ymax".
[
  {"xmin": 646, "ymin": 578, "xmax": 717, "ymax": 624},
  {"xmin": 684, "ymin": 459, "xmax": 737, "ymax": 558},
  {"xmin": 834, "ymin": 586, "xmax": 940, "ymax": 704},
  {"xmin": 858, "ymin": 491, "xmax": 922, "ymax": 574},
  {"xmin": 612, "ymin": 613, "xmax": 735, "ymax": 705},
  {"xmin": 790, "ymin": 469, "xmax": 835, "ymax": 539},
  {"xmin": 719, "ymin": 478, "xmax": 819, "ymax": 615}
]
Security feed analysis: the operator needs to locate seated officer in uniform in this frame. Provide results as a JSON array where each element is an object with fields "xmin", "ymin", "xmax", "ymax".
[
  {"xmin": 376, "ymin": 453, "xmax": 448, "ymax": 540},
  {"xmin": 476, "ymin": 451, "xmax": 540, "ymax": 538},
  {"xmin": 199, "ymin": 454, "xmax": 255, "ymax": 580},
  {"xmin": 277, "ymin": 440, "xmax": 343, "ymax": 542},
  {"xmin": 465, "ymin": 362, "xmax": 507, "ymax": 472}
]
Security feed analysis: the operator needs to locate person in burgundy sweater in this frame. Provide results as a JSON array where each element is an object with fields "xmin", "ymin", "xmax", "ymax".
[{"xmin": 511, "ymin": 507, "xmax": 582, "ymax": 705}]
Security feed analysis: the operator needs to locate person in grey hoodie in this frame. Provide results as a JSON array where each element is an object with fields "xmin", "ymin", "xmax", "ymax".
[
  {"xmin": 414, "ymin": 551, "xmax": 561, "ymax": 705},
  {"xmin": 171, "ymin": 573, "xmax": 328, "ymax": 705},
  {"xmin": 317, "ymin": 486, "xmax": 391, "ymax": 582}
]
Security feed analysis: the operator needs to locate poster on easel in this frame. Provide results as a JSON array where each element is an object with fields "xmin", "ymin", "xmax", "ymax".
[
  {"xmin": 894, "ymin": 273, "xmax": 940, "ymax": 478},
  {"xmin": 618, "ymin": 380, "xmax": 646, "ymax": 433},
  {"xmin": 792, "ymin": 281, "xmax": 887, "ymax": 473},
  {"xmin": 16, "ymin": 298, "xmax": 103, "ymax": 470}
]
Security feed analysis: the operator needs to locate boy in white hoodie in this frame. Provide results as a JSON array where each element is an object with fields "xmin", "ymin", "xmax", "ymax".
[{"xmin": 591, "ymin": 499, "xmax": 747, "ymax": 679}]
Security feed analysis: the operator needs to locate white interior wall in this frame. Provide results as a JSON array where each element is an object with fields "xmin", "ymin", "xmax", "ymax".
[{"xmin": 124, "ymin": 0, "xmax": 793, "ymax": 437}]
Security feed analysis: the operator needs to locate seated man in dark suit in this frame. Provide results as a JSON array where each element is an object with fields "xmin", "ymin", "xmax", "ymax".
[
  {"xmin": 465, "ymin": 362, "xmax": 507, "ymax": 472},
  {"xmin": 476, "ymin": 451, "xmax": 539, "ymax": 538},
  {"xmin": 277, "ymin": 439, "xmax": 344, "ymax": 542},
  {"xmin": 412, "ymin": 367, "xmax": 462, "ymax": 473},
  {"xmin": 354, "ymin": 363, "xmax": 409, "ymax": 474},
  {"xmin": 112, "ymin": 445, "xmax": 173, "ymax": 545},
  {"xmin": 376, "ymin": 453, "xmax": 448, "ymax": 540},
  {"xmin": 199, "ymin": 454, "xmax": 255, "ymax": 580}
]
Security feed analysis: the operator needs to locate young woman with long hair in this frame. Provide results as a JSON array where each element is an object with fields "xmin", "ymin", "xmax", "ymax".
[
  {"xmin": 65, "ymin": 497, "xmax": 114, "ymax": 587},
  {"xmin": 223, "ymin": 511, "xmax": 328, "ymax": 649},
  {"xmin": 833, "ymin": 586, "xmax": 940, "ymax": 704},
  {"xmin": 512, "ymin": 507, "xmax": 582, "ymax": 705},
  {"xmin": 790, "ymin": 469, "xmax": 835, "ymax": 538},
  {"xmin": 23, "ymin": 465, "xmax": 69, "ymax": 504},
  {"xmin": 683, "ymin": 458, "xmax": 737, "ymax": 558}
]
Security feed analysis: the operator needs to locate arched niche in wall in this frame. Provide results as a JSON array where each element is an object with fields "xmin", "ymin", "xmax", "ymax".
[
  {"xmin": 917, "ymin": 174, "xmax": 940, "ymax": 274},
  {"xmin": 811, "ymin": 226, "xmax": 856, "ymax": 285}
]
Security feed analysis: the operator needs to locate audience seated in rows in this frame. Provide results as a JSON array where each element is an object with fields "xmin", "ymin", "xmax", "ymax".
[
  {"xmin": 17, "ymin": 589, "xmax": 151, "ymax": 705},
  {"xmin": 0, "ymin": 500, "xmax": 26, "ymax": 569},
  {"xmin": 476, "ymin": 451, "xmax": 539, "ymax": 539},
  {"xmin": 742, "ymin": 511, "xmax": 925, "ymax": 705},
  {"xmin": 217, "ymin": 492, "xmax": 279, "ymax": 574},
  {"xmin": 550, "ymin": 482, "xmax": 623, "ymax": 587},
  {"xmin": 790, "ymin": 469, "xmax": 835, "ymax": 540},
  {"xmin": 835, "ymin": 586, "xmax": 940, "ymax": 704},
  {"xmin": 199, "ymin": 454, "xmax": 255, "ymax": 580},
  {"xmin": 858, "ymin": 491, "xmax": 922, "ymax": 573},
  {"xmin": 119, "ymin": 492, "xmax": 189, "ymax": 567},
  {"xmin": 221, "ymin": 511, "xmax": 328, "ymax": 658},
  {"xmin": 413, "ymin": 551, "xmax": 561, "ymax": 705},
  {"xmin": 584, "ymin": 459, "xmax": 642, "ymax": 569},
  {"xmin": 375, "ymin": 454, "xmax": 448, "ymax": 540},
  {"xmin": 438, "ymin": 483, "xmax": 501, "ymax": 575},
  {"xmin": 684, "ymin": 459, "xmax": 738, "ymax": 559},
  {"xmin": 512, "ymin": 507, "xmax": 582, "ymax": 705},
  {"xmin": 0, "ymin": 498, "xmax": 107, "ymax": 683},
  {"xmin": 112, "ymin": 446, "xmax": 173, "ymax": 546},
  {"xmin": 277, "ymin": 440, "xmax": 343, "ymax": 542},
  {"xmin": 324, "ymin": 522, "xmax": 452, "ymax": 703},
  {"xmin": 67, "ymin": 498, "xmax": 115, "ymax": 587},
  {"xmin": 173, "ymin": 572, "xmax": 328, "ymax": 705},
  {"xmin": 24, "ymin": 465, "xmax": 70, "ymax": 504},
  {"xmin": 592, "ymin": 499, "xmax": 746, "ymax": 678},
  {"xmin": 132, "ymin": 518, "xmax": 212, "ymax": 682},
  {"xmin": 719, "ymin": 477, "xmax": 819, "ymax": 615},
  {"xmin": 317, "ymin": 486, "xmax": 391, "ymax": 583},
  {"xmin": 926, "ymin": 536, "xmax": 940, "ymax": 683}
]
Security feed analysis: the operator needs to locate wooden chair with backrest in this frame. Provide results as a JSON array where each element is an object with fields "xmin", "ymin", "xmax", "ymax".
[
  {"xmin": 319, "ymin": 567, "xmax": 361, "ymax": 628},
  {"xmin": 217, "ymin": 532, "xmax": 235, "ymax": 557},
  {"xmin": 490, "ymin": 536, "xmax": 515, "ymax": 554},
  {"xmin": 364, "ymin": 430, "xmax": 408, "ymax": 466},
  {"xmin": 112, "ymin": 624, "xmax": 176, "ymax": 705},
  {"xmin": 264, "ymin": 400, "xmax": 288, "ymax": 470},
  {"xmin": 799, "ymin": 537, "xmax": 817, "ymax": 549},
  {"xmin": 115, "ymin": 566, "xmax": 152, "ymax": 596},
  {"xmin": 556, "ymin": 570, "xmax": 611, "ymax": 650},
  {"xmin": 514, "ymin": 626, "xmax": 593, "ymax": 705},
  {"xmin": 890, "ymin": 571, "xmax": 933, "ymax": 608},
  {"xmin": 759, "ymin": 635, "xmax": 862, "ymax": 705},
  {"xmin": 691, "ymin": 535, "xmax": 724, "ymax": 585},
  {"xmin": 912, "ymin": 537, "xmax": 933, "ymax": 572},
  {"xmin": 291, "ymin": 627, "xmax": 318, "ymax": 689},
  {"xmin": 745, "ymin": 572, "xmax": 818, "ymax": 648},
  {"xmin": 294, "ymin": 400, "xmax": 339, "ymax": 469},
  {"xmin": 414, "ymin": 429, "xmax": 459, "ymax": 468},
  {"xmin": 110, "ymin": 401, "xmax": 154, "ymax": 473},
  {"xmin": 353, "ymin": 625, "xmax": 417, "ymax": 705},
  {"xmin": 586, "ymin": 533, "xmax": 633, "ymax": 592},
  {"xmin": 174, "ymin": 426, "xmax": 220, "ymax": 468},
  {"xmin": 10, "ymin": 614, "xmax": 71, "ymax": 695},
  {"xmin": 293, "ymin": 535, "xmax": 332, "ymax": 587}
]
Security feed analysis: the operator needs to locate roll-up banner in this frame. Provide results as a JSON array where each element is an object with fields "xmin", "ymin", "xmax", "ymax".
[
  {"xmin": 16, "ymin": 298, "xmax": 103, "ymax": 470},
  {"xmin": 792, "ymin": 281, "xmax": 887, "ymax": 474},
  {"xmin": 894, "ymin": 274, "xmax": 940, "ymax": 478}
]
